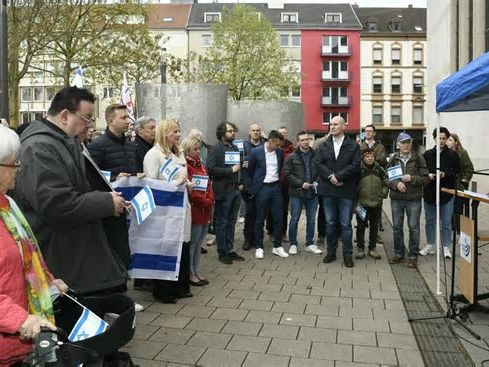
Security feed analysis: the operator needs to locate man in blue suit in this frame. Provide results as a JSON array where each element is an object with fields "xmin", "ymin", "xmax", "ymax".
[{"xmin": 249, "ymin": 130, "xmax": 288, "ymax": 259}]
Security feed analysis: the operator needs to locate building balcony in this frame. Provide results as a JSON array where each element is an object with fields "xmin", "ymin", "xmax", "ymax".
[
  {"xmin": 321, "ymin": 70, "xmax": 350, "ymax": 82},
  {"xmin": 321, "ymin": 45, "xmax": 351, "ymax": 57},
  {"xmin": 321, "ymin": 96, "xmax": 351, "ymax": 107}
]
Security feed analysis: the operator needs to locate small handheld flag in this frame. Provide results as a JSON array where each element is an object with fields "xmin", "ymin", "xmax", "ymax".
[
  {"xmin": 66, "ymin": 294, "xmax": 108, "ymax": 342},
  {"xmin": 131, "ymin": 186, "xmax": 156, "ymax": 225},
  {"xmin": 233, "ymin": 139, "xmax": 245, "ymax": 152},
  {"xmin": 387, "ymin": 165, "xmax": 403, "ymax": 181},
  {"xmin": 160, "ymin": 158, "xmax": 180, "ymax": 181},
  {"xmin": 356, "ymin": 204, "xmax": 367, "ymax": 221},
  {"xmin": 101, "ymin": 170, "xmax": 111, "ymax": 182},
  {"xmin": 192, "ymin": 175, "xmax": 209, "ymax": 191},
  {"xmin": 224, "ymin": 151, "xmax": 240, "ymax": 165}
]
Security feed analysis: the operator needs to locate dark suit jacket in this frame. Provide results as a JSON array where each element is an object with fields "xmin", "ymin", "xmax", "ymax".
[{"xmin": 248, "ymin": 144, "xmax": 284, "ymax": 195}]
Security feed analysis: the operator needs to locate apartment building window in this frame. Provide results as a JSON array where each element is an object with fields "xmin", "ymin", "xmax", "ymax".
[
  {"xmin": 281, "ymin": 12, "xmax": 298, "ymax": 23},
  {"xmin": 325, "ymin": 13, "xmax": 342, "ymax": 23},
  {"xmin": 367, "ymin": 18, "xmax": 378, "ymax": 31},
  {"xmin": 280, "ymin": 34, "xmax": 301, "ymax": 47},
  {"xmin": 413, "ymin": 75, "xmax": 424, "ymax": 94},
  {"xmin": 21, "ymin": 87, "xmax": 31, "ymax": 102},
  {"xmin": 291, "ymin": 35, "xmax": 300, "ymax": 46},
  {"xmin": 391, "ymin": 76, "xmax": 401, "ymax": 94},
  {"xmin": 204, "ymin": 12, "xmax": 221, "ymax": 23},
  {"xmin": 322, "ymin": 36, "xmax": 348, "ymax": 54},
  {"xmin": 20, "ymin": 111, "xmax": 44, "ymax": 124},
  {"xmin": 323, "ymin": 87, "xmax": 348, "ymax": 105},
  {"xmin": 323, "ymin": 61, "xmax": 348, "ymax": 79},
  {"xmin": 33, "ymin": 87, "xmax": 44, "ymax": 101},
  {"xmin": 391, "ymin": 46, "xmax": 401, "ymax": 65},
  {"xmin": 291, "ymin": 85, "xmax": 301, "ymax": 98},
  {"xmin": 202, "ymin": 34, "xmax": 213, "ymax": 47},
  {"xmin": 413, "ymin": 105, "xmax": 424, "ymax": 124},
  {"xmin": 373, "ymin": 47, "xmax": 382, "ymax": 65},
  {"xmin": 372, "ymin": 105, "xmax": 383, "ymax": 124},
  {"xmin": 391, "ymin": 105, "xmax": 402, "ymax": 124},
  {"xmin": 413, "ymin": 47, "xmax": 423, "ymax": 65},
  {"xmin": 323, "ymin": 112, "xmax": 348, "ymax": 124},
  {"xmin": 373, "ymin": 75, "xmax": 383, "ymax": 93}
]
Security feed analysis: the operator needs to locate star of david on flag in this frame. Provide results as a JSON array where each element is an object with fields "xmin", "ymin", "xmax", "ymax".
[
  {"xmin": 387, "ymin": 165, "xmax": 403, "ymax": 181},
  {"xmin": 192, "ymin": 175, "xmax": 209, "ymax": 191},
  {"xmin": 131, "ymin": 186, "xmax": 156, "ymax": 225},
  {"xmin": 233, "ymin": 139, "xmax": 245, "ymax": 152},
  {"xmin": 67, "ymin": 300, "xmax": 108, "ymax": 342},
  {"xmin": 224, "ymin": 151, "xmax": 240, "ymax": 165},
  {"xmin": 160, "ymin": 158, "xmax": 180, "ymax": 181}
]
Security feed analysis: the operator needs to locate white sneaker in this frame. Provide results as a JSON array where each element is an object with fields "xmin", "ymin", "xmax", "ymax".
[
  {"xmin": 272, "ymin": 246, "xmax": 289, "ymax": 258},
  {"xmin": 238, "ymin": 217, "xmax": 245, "ymax": 223},
  {"xmin": 206, "ymin": 236, "xmax": 215, "ymax": 246},
  {"xmin": 289, "ymin": 245, "xmax": 298, "ymax": 255},
  {"xmin": 135, "ymin": 302, "xmax": 145, "ymax": 312},
  {"xmin": 419, "ymin": 245, "xmax": 435, "ymax": 256},
  {"xmin": 444, "ymin": 247, "xmax": 452, "ymax": 259},
  {"xmin": 255, "ymin": 248, "xmax": 264, "ymax": 259},
  {"xmin": 305, "ymin": 245, "xmax": 323, "ymax": 254}
]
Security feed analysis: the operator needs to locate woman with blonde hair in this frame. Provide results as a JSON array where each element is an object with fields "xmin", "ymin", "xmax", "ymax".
[{"xmin": 143, "ymin": 119, "xmax": 192, "ymax": 303}]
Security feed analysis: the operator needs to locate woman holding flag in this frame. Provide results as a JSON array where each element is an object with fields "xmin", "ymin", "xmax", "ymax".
[
  {"xmin": 143, "ymin": 119, "xmax": 193, "ymax": 303},
  {"xmin": 182, "ymin": 136, "xmax": 214, "ymax": 286}
]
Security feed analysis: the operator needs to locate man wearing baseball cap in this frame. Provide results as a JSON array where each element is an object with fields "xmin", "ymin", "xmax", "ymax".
[{"xmin": 387, "ymin": 132, "xmax": 429, "ymax": 268}]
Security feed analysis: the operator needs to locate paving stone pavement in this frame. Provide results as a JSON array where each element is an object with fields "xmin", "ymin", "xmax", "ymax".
[{"xmin": 122, "ymin": 215, "xmax": 428, "ymax": 367}]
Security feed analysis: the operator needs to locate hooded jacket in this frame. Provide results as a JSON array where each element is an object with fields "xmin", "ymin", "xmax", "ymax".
[{"xmin": 13, "ymin": 120, "xmax": 126, "ymax": 294}]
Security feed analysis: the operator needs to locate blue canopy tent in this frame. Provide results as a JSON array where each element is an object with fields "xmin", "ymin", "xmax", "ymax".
[{"xmin": 431, "ymin": 51, "xmax": 489, "ymax": 294}]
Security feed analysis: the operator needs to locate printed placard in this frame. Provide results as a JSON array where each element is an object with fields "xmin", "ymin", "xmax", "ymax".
[
  {"xmin": 131, "ymin": 186, "xmax": 156, "ymax": 225},
  {"xmin": 192, "ymin": 175, "xmax": 209, "ymax": 191},
  {"xmin": 387, "ymin": 165, "xmax": 403, "ymax": 181},
  {"xmin": 459, "ymin": 231, "xmax": 472, "ymax": 264},
  {"xmin": 159, "ymin": 158, "xmax": 180, "ymax": 181},
  {"xmin": 356, "ymin": 204, "xmax": 367, "ymax": 221},
  {"xmin": 224, "ymin": 151, "xmax": 240, "ymax": 165},
  {"xmin": 233, "ymin": 139, "xmax": 245, "ymax": 152}
]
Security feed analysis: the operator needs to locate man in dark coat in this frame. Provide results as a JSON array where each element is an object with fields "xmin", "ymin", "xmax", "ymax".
[
  {"xmin": 133, "ymin": 116, "xmax": 156, "ymax": 172},
  {"xmin": 13, "ymin": 87, "xmax": 127, "ymax": 295},
  {"xmin": 314, "ymin": 116, "xmax": 360, "ymax": 268}
]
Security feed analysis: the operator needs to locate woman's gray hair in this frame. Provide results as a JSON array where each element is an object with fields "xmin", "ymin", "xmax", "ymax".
[
  {"xmin": 0, "ymin": 125, "xmax": 20, "ymax": 163},
  {"xmin": 135, "ymin": 116, "xmax": 156, "ymax": 131}
]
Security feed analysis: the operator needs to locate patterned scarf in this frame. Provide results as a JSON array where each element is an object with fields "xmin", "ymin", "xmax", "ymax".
[{"xmin": 0, "ymin": 194, "xmax": 55, "ymax": 323}]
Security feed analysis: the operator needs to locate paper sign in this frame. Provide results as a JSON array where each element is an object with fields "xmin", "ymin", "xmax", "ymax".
[
  {"xmin": 356, "ymin": 204, "xmax": 367, "ymax": 221},
  {"xmin": 131, "ymin": 186, "xmax": 156, "ymax": 225},
  {"xmin": 233, "ymin": 139, "xmax": 245, "ymax": 152},
  {"xmin": 224, "ymin": 151, "xmax": 240, "ymax": 165},
  {"xmin": 459, "ymin": 231, "xmax": 472, "ymax": 264},
  {"xmin": 192, "ymin": 175, "xmax": 209, "ymax": 191},
  {"xmin": 159, "ymin": 158, "xmax": 180, "ymax": 181},
  {"xmin": 387, "ymin": 165, "xmax": 403, "ymax": 181}
]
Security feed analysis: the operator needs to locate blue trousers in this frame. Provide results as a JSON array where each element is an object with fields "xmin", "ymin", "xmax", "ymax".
[
  {"xmin": 321, "ymin": 196, "xmax": 354, "ymax": 257},
  {"xmin": 391, "ymin": 199, "xmax": 422, "ymax": 258},
  {"xmin": 255, "ymin": 183, "xmax": 283, "ymax": 249},
  {"xmin": 214, "ymin": 189, "xmax": 241, "ymax": 256},
  {"xmin": 289, "ymin": 195, "xmax": 318, "ymax": 247},
  {"xmin": 424, "ymin": 197, "xmax": 454, "ymax": 248}
]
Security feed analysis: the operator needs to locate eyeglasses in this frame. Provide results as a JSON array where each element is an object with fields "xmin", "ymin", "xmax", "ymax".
[
  {"xmin": 0, "ymin": 160, "xmax": 21, "ymax": 168},
  {"xmin": 226, "ymin": 129, "xmax": 236, "ymax": 133},
  {"xmin": 74, "ymin": 112, "xmax": 96, "ymax": 126}
]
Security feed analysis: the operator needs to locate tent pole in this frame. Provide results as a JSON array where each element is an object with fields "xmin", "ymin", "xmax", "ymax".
[{"xmin": 436, "ymin": 115, "xmax": 442, "ymax": 295}]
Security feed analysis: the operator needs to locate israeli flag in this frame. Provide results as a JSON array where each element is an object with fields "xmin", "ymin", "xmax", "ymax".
[
  {"xmin": 113, "ymin": 177, "xmax": 187, "ymax": 281},
  {"xmin": 233, "ymin": 139, "xmax": 245, "ymax": 152},
  {"xmin": 224, "ymin": 151, "xmax": 240, "ymax": 165},
  {"xmin": 356, "ymin": 204, "xmax": 367, "ymax": 221},
  {"xmin": 68, "ymin": 306, "xmax": 108, "ymax": 342},
  {"xmin": 387, "ymin": 165, "xmax": 403, "ymax": 181},
  {"xmin": 192, "ymin": 175, "xmax": 209, "ymax": 191},
  {"xmin": 131, "ymin": 186, "xmax": 156, "ymax": 225},
  {"xmin": 71, "ymin": 67, "xmax": 84, "ymax": 89},
  {"xmin": 101, "ymin": 170, "xmax": 111, "ymax": 182},
  {"xmin": 160, "ymin": 158, "xmax": 180, "ymax": 181}
]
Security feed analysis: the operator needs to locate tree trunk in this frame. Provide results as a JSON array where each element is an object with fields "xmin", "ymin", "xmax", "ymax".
[{"xmin": 8, "ymin": 54, "xmax": 20, "ymax": 127}]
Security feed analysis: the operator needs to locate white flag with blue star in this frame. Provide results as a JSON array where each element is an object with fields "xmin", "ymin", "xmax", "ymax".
[
  {"xmin": 192, "ymin": 175, "xmax": 209, "ymax": 191},
  {"xmin": 387, "ymin": 165, "xmax": 403, "ymax": 181},
  {"xmin": 131, "ymin": 185, "xmax": 156, "ymax": 225},
  {"xmin": 160, "ymin": 157, "xmax": 180, "ymax": 181},
  {"xmin": 224, "ymin": 151, "xmax": 240, "ymax": 165},
  {"xmin": 233, "ymin": 139, "xmax": 244, "ymax": 152},
  {"xmin": 68, "ymin": 304, "xmax": 108, "ymax": 342}
]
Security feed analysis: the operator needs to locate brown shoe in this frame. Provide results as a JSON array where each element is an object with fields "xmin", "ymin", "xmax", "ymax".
[
  {"xmin": 389, "ymin": 255, "xmax": 404, "ymax": 264},
  {"xmin": 367, "ymin": 250, "xmax": 381, "ymax": 260},
  {"xmin": 407, "ymin": 258, "xmax": 418, "ymax": 268}
]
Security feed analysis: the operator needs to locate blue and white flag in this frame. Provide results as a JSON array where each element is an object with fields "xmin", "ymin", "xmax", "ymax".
[
  {"xmin": 224, "ymin": 151, "xmax": 240, "ymax": 165},
  {"xmin": 192, "ymin": 175, "xmax": 209, "ymax": 191},
  {"xmin": 71, "ymin": 67, "xmax": 84, "ymax": 89},
  {"xmin": 387, "ymin": 165, "xmax": 403, "ymax": 181},
  {"xmin": 160, "ymin": 158, "xmax": 180, "ymax": 181},
  {"xmin": 113, "ymin": 177, "xmax": 187, "ymax": 281},
  {"xmin": 233, "ymin": 139, "xmax": 245, "ymax": 152},
  {"xmin": 67, "ymin": 295, "xmax": 108, "ymax": 342},
  {"xmin": 121, "ymin": 72, "xmax": 135, "ymax": 123},
  {"xmin": 131, "ymin": 186, "xmax": 156, "ymax": 225},
  {"xmin": 101, "ymin": 170, "xmax": 111, "ymax": 183},
  {"xmin": 356, "ymin": 204, "xmax": 367, "ymax": 221}
]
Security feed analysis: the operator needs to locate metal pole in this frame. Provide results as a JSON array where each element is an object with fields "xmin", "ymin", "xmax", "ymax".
[
  {"xmin": 160, "ymin": 48, "xmax": 167, "ymax": 84},
  {"xmin": 0, "ymin": 0, "xmax": 8, "ymax": 119}
]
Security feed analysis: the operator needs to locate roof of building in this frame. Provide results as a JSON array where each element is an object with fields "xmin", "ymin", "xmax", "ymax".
[
  {"xmin": 354, "ymin": 6, "xmax": 426, "ymax": 35},
  {"xmin": 188, "ymin": 3, "xmax": 362, "ymax": 30},
  {"xmin": 145, "ymin": 4, "xmax": 192, "ymax": 30}
]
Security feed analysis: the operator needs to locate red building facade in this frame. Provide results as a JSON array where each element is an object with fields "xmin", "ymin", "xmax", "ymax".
[{"xmin": 301, "ymin": 30, "xmax": 361, "ymax": 134}]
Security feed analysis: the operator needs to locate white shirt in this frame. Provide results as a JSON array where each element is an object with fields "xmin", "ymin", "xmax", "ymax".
[
  {"xmin": 263, "ymin": 144, "xmax": 279, "ymax": 183},
  {"xmin": 332, "ymin": 134, "xmax": 345, "ymax": 159},
  {"xmin": 365, "ymin": 139, "xmax": 375, "ymax": 148}
]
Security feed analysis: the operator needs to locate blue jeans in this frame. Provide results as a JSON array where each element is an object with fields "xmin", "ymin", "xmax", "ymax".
[
  {"xmin": 215, "ymin": 189, "xmax": 241, "ymax": 256},
  {"xmin": 189, "ymin": 224, "xmax": 209, "ymax": 274},
  {"xmin": 255, "ymin": 183, "xmax": 283, "ymax": 248},
  {"xmin": 424, "ymin": 197, "xmax": 455, "ymax": 248},
  {"xmin": 289, "ymin": 195, "xmax": 318, "ymax": 247},
  {"xmin": 321, "ymin": 196, "xmax": 354, "ymax": 257},
  {"xmin": 391, "ymin": 199, "xmax": 422, "ymax": 258}
]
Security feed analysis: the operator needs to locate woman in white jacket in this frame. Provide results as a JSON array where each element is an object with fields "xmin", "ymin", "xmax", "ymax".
[{"xmin": 143, "ymin": 119, "xmax": 192, "ymax": 303}]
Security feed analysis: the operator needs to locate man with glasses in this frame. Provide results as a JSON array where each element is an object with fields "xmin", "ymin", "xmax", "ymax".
[{"xmin": 13, "ymin": 86, "xmax": 128, "ymax": 296}]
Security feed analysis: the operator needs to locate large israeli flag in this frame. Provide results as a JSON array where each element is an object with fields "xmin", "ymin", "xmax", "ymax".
[{"xmin": 113, "ymin": 177, "xmax": 187, "ymax": 281}]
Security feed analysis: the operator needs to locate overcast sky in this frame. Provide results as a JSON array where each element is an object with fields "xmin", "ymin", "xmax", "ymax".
[{"xmin": 199, "ymin": 0, "xmax": 427, "ymax": 7}]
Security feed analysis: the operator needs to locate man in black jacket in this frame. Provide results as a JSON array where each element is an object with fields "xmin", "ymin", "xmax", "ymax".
[
  {"xmin": 134, "ymin": 116, "xmax": 156, "ymax": 172},
  {"xmin": 314, "ymin": 116, "xmax": 360, "ymax": 268},
  {"xmin": 207, "ymin": 121, "xmax": 245, "ymax": 264},
  {"xmin": 419, "ymin": 127, "xmax": 460, "ymax": 259}
]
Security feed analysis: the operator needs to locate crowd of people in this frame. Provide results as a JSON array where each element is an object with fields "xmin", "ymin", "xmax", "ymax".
[{"xmin": 0, "ymin": 86, "xmax": 474, "ymax": 365}]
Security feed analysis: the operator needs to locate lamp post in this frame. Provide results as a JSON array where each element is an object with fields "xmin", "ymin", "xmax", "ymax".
[
  {"xmin": 160, "ymin": 48, "xmax": 167, "ymax": 84},
  {"xmin": 0, "ymin": 0, "xmax": 8, "ymax": 119}
]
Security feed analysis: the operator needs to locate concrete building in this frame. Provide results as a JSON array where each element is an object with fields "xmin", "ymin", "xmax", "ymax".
[
  {"xmin": 356, "ymin": 6, "xmax": 426, "ymax": 153},
  {"xmin": 426, "ymin": 0, "xmax": 489, "ymax": 187}
]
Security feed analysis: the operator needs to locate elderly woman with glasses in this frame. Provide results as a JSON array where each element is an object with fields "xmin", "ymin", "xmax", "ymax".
[{"xmin": 0, "ymin": 125, "xmax": 68, "ymax": 367}]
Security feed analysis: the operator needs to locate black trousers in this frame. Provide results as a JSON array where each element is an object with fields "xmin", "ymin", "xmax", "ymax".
[
  {"xmin": 153, "ymin": 242, "xmax": 190, "ymax": 301},
  {"xmin": 356, "ymin": 206, "xmax": 382, "ymax": 250}
]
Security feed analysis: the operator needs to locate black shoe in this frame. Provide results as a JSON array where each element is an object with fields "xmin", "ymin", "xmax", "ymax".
[
  {"xmin": 178, "ymin": 292, "xmax": 194, "ymax": 298},
  {"xmin": 133, "ymin": 279, "xmax": 153, "ymax": 291},
  {"xmin": 323, "ymin": 255, "xmax": 336, "ymax": 263},
  {"xmin": 344, "ymin": 256, "xmax": 354, "ymax": 268},
  {"xmin": 201, "ymin": 247, "xmax": 208, "ymax": 254},
  {"xmin": 190, "ymin": 279, "xmax": 206, "ymax": 287},
  {"xmin": 154, "ymin": 296, "xmax": 178, "ymax": 304},
  {"xmin": 219, "ymin": 255, "xmax": 233, "ymax": 264},
  {"xmin": 243, "ymin": 239, "xmax": 253, "ymax": 251},
  {"xmin": 229, "ymin": 252, "xmax": 245, "ymax": 261}
]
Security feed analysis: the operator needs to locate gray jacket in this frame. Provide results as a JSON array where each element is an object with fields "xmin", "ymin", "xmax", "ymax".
[{"xmin": 13, "ymin": 120, "xmax": 126, "ymax": 294}]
